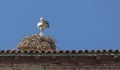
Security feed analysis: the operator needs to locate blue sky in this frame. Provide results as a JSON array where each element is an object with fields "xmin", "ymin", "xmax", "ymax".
[{"xmin": 0, "ymin": 0, "xmax": 120, "ymax": 50}]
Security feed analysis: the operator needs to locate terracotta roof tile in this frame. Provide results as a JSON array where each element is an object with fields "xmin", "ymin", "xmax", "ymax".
[{"xmin": 0, "ymin": 49, "xmax": 119, "ymax": 54}]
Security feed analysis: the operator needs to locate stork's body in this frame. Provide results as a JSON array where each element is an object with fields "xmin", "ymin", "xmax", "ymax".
[{"xmin": 37, "ymin": 17, "xmax": 49, "ymax": 35}]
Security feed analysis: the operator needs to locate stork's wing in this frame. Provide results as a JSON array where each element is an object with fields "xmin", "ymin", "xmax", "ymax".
[{"xmin": 45, "ymin": 21, "xmax": 49, "ymax": 27}]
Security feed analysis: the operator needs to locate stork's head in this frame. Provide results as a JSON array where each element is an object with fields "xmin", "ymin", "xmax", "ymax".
[{"xmin": 40, "ymin": 17, "xmax": 44, "ymax": 21}]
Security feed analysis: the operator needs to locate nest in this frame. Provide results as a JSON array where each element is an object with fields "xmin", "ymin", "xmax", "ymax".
[{"xmin": 17, "ymin": 34, "xmax": 56, "ymax": 51}]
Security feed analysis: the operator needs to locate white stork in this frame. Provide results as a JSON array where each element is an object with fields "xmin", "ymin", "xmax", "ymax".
[{"xmin": 37, "ymin": 17, "xmax": 49, "ymax": 35}]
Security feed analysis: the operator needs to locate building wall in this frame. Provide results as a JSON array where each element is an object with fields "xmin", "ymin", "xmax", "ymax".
[{"xmin": 0, "ymin": 56, "xmax": 120, "ymax": 70}]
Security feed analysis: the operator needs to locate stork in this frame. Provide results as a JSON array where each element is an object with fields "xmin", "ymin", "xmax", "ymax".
[{"xmin": 37, "ymin": 17, "xmax": 49, "ymax": 36}]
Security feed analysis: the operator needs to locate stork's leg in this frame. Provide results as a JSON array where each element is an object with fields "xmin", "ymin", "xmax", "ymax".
[{"xmin": 40, "ymin": 28, "xmax": 44, "ymax": 36}]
